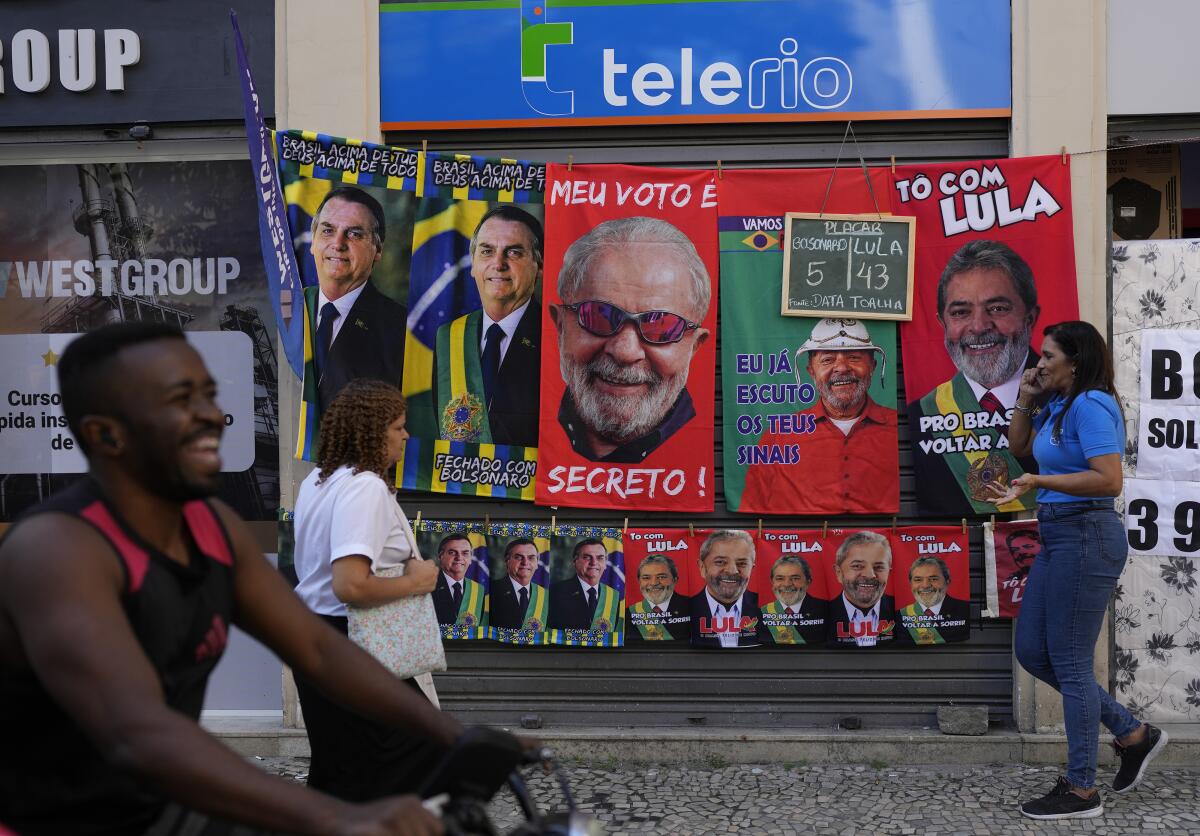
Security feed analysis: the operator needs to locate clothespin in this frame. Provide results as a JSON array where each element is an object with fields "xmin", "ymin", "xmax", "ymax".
[
  {"xmin": 623, "ymin": 517, "xmax": 629, "ymax": 534},
  {"xmin": 567, "ymin": 154, "xmax": 574, "ymax": 172},
  {"xmin": 689, "ymin": 522, "xmax": 695, "ymax": 537},
  {"xmin": 551, "ymin": 514, "xmax": 557, "ymax": 534},
  {"xmin": 890, "ymin": 155, "xmax": 896, "ymax": 175},
  {"xmin": 421, "ymin": 139, "xmax": 428, "ymax": 155},
  {"xmin": 717, "ymin": 159, "xmax": 723, "ymax": 180},
  {"xmin": 484, "ymin": 514, "xmax": 490, "ymax": 530},
  {"xmin": 891, "ymin": 516, "xmax": 898, "ymax": 535},
  {"xmin": 757, "ymin": 518, "xmax": 763, "ymax": 537},
  {"xmin": 822, "ymin": 520, "xmax": 829, "ymax": 539},
  {"xmin": 1061, "ymin": 146, "xmax": 1067, "ymax": 165},
  {"xmin": 961, "ymin": 518, "xmax": 967, "ymax": 534},
  {"xmin": 989, "ymin": 514, "xmax": 996, "ymax": 529}
]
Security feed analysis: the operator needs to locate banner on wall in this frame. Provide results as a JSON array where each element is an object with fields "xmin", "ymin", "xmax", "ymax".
[
  {"xmin": 0, "ymin": 160, "xmax": 278, "ymax": 522},
  {"xmin": 546, "ymin": 525, "xmax": 625, "ymax": 647},
  {"xmin": 822, "ymin": 528, "xmax": 898, "ymax": 648},
  {"xmin": 277, "ymin": 131, "xmax": 547, "ymax": 500},
  {"xmin": 890, "ymin": 526, "xmax": 970, "ymax": 644},
  {"xmin": 535, "ymin": 163, "xmax": 719, "ymax": 512},
  {"xmin": 689, "ymin": 528, "xmax": 764, "ymax": 648},
  {"xmin": 484, "ymin": 522, "xmax": 554, "ymax": 645},
  {"xmin": 718, "ymin": 168, "xmax": 899, "ymax": 515},
  {"xmin": 890, "ymin": 155, "xmax": 1079, "ymax": 517},
  {"xmin": 983, "ymin": 519, "xmax": 1041, "ymax": 618},
  {"xmin": 416, "ymin": 521, "xmax": 491, "ymax": 640},
  {"xmin": 624, "ymin": 529, "xmax": 695, "ymax": 643},
  {"xmin": 754, "ymin": 529, "xmax": 830, "ymax": 646}
]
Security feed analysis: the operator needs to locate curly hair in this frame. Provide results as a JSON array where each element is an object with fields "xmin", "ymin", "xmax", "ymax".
[{"xmin": 315, "ymin": 379, "xmax": 407, "ymax": 484}]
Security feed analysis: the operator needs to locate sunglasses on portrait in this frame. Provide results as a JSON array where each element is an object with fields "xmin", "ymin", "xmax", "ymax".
[{"xmin": 559, "ymin": 300, "xmax": 700, "ymax": 345}]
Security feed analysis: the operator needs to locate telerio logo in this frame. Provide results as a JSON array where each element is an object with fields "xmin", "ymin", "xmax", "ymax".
[
  {"xmin": 520, "ymin": 0, "xmax": 574, "ymax": 116},
  {"xmin": 603, "ymin": 38, "xmax": 852, "ymax": 111}
]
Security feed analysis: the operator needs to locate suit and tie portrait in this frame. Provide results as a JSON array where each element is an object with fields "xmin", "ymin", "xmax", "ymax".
[
  {"xmin": 625, "ymin": 553, "xmax": 690, "ymax": 643},
  {"xmin": 547, "ymin": 538, "xmax": 621, "ymax": 634},
  {"xmin": 689, "ymin": 530, "xmax": 764, "ymax": 648},
  {"xmin": 430, "ymin": 532, "xmax": 487, "ymax": 630},
  {"xmin": 759, "ymin": 555, "xmax": 827, "ymax": 646},
  {"xmin": 895, "ymin": 555, "xmax": 971, "ymax": 645},
  {"xmin": 432, "ymin": 206, "xmax": 543, "ymax": 447},
  {"xmin": 489, "ymin": 538, "xmax": 548, "ymax": 632},
  {"xmin": 305, "ymin": 187, "xmax": 407, "ymax": 415}
]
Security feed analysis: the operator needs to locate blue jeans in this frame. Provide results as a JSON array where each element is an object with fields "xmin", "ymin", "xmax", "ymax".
[{"xmin": 1014, "ymin": 499, "xmax": 1141, "ymax": 788}]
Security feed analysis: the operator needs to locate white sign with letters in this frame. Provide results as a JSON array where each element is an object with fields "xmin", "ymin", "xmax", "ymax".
[
  {"xmin": 1125, "ymin": 478, "xmax": 1200, "ymax": 559},
  {"xmin": 0, "ymin": 331, "xmax": 254, "ymax": 474},
  {"xmin": 1136, "ymin": 329, "xmax": 1200, "ymax": 481}
]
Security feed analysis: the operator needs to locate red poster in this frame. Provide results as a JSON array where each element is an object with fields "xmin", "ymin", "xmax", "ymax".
[
  {"xmin": 889, "ymin": 156, "xmax": 1079, "ymax": 517},
  {"xmin": 754, "ymin": 530, "xmax": 831, "ymax": 647},
  {"xmin": 988, "ymin": 520, "xmax": 1041, "ymax": 618},
  {"xmin": 536, "ymin": 164, "xmax": 718, "ymax": 511},
  {"xmin": 623, "ymin": 528, "xmax": 696, "ymax": 644},
  {"xmin": 822, "ymin": 528, "xmax": 898, "ymax": 648},
  {"xmin": 688, "ymin": 528, "xmax": 764, "ymax": 648},
  {"xmin": 890, "ymin": 526, "xmax": 971, "ymax": 645}
]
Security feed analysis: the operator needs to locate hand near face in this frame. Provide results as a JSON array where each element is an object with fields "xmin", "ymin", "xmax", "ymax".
[{"xmin": 1018, "ymin": 367, "xmax": 1046, "ymax": 400}]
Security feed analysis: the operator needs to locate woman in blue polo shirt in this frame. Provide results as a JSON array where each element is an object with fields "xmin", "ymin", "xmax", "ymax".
[{"xmin": 990, "ymin": 320, "xmax": 1167, "ymax": 821}]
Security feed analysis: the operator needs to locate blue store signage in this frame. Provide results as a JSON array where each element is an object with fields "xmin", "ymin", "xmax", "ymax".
[{"xmin": 380, "ymin": 0, "xmax": 1011, "ymax": 130}]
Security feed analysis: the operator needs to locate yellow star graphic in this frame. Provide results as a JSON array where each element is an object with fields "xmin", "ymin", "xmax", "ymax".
[{"xmin": 42, "ymin": 349, "xmax": 59, "ymax": 367}]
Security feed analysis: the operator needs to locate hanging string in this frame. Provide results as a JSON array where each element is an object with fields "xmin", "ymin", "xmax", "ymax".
[{"xmin": 819, "ymin": 121, "xmax": 884, "ymax": 219}]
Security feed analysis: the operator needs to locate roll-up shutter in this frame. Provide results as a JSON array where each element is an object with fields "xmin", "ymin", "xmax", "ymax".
[{"xmin": 387, "ymin": 118, "xmax": 1015, "ymax": 729}]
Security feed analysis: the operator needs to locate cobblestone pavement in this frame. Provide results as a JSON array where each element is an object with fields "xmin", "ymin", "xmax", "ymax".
[{"xmin": 254, "ymin": 757, "xmax": 1199, "ymax": 834}]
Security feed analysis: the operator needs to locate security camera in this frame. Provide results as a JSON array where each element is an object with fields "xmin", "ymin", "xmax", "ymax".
[{"xmin": 128, "ymin": 122, "xmax": 153, "ymax": 141}]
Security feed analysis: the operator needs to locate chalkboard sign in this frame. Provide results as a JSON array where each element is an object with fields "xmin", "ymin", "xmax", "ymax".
[{"xmin": 781, "ymin": 212, "xmax": 916, "ymax": 320}]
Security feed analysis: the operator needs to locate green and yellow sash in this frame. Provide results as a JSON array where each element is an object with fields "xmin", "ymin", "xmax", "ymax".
[
  {"xmin": 920, "ymin": 374, "xmax": 1033, "ymax": 514},
  {"xmin": 590, "ymin": 584, "xmax": 621, "ymax": 632},
  {"xmin": 761, "ymin": 600, "xmax": 805, "ymax": 645},
  {"xmin": 521, "ymin": 583, "xmax": 549, "ymax": 631},
  {"xmin": 435, "ymin": 310, "xmax": 492, "ymax": 443},
  {"xmin": 629, "ymin": 600, "xmax": 674, "ymax": 641},
  {"xmin": 454, "ymin": 578, "xmax": 487, "ymax": 628},
  {"xmin": 901, "ymin": 602, "xmax": 946, "ymax": 645}
]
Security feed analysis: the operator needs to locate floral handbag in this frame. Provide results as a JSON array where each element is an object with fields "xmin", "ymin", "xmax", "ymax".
[{"xmin": 346, "ymin": 530, "xmax": 447, "ymax": 680}]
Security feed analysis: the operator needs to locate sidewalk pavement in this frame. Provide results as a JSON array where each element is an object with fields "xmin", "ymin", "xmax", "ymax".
[{"xmin": 253, "ymin": 757, "xmax": 1199, "ymax": 835}]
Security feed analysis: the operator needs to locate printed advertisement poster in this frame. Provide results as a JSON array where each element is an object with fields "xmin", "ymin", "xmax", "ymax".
[
  {"xmin": 690, "ymin": 529, "xmax": 764, "ymax": 648},
  {"xmin": 277, "ymin": 131, "xmax": 546, "ymax": 500},
  {"xmin": 535, "ymin": 163, "xmax": 718, "ymax": 512},
  {"xmin": 890, "ymin": 155, "xmax": 1079, "ymax": 516},
  {"xmin": 546, "ymin": 526, "xmax": 625, "ymax": 647},
  {"xmin": 823, "ymin": 528, "xmax": 897, "ymax": 648},
  {"xmin": 1136, "ymin": 329, "xmax": 1200, "ymax": 482},
  {"xmin": 0, "ymin": 161, "xmax": 277, "ymax": 521},
  {"xmin": 417, "ymin": 521, "xmax": 490, "ymax": 640},
  {"xmin": 755, "ymin": 529, "xmax": 830, "ymax": 646},
  {"xmin": 486, "ymin": 522, "xmax": 553, "ymax": 645},
  {"xmin": 891, "ymin": 526, "xmax": 971, "ymax": 644},
  {"xmin": 624, "ymin": 528, "xmax": 696, "ymax": 643},
  {"xmin": 983, "ymin": 520, "xmax": 1041, "ymax": 619},
  {"xmin": 718, "ymin": 168, "xmax": 899, "ymax": 515}
]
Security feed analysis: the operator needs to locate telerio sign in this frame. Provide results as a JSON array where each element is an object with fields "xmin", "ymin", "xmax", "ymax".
[
  {"xmin": 0, "ymin": 0, "xmax": 273, "ymax": 127},
  {"xmin": 379, "ymin": 0, "xmax": 1010, "ymax": 130}
]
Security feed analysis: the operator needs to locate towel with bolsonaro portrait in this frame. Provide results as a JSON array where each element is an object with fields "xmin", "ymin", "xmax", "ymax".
[{"xmin": 418, "ymin": 523, "xmax": 969, "ymax": 648}]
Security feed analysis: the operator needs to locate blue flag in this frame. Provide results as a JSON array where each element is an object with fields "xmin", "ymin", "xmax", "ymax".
[{"xmin": 231, "ymin": 10, "xmax": 305, "ymax": 378}]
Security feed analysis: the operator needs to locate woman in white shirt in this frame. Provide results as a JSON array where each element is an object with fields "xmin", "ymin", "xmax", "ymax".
[{"xmin": 292, "ymin": 379, "xmax": 442, "ymax": 802}]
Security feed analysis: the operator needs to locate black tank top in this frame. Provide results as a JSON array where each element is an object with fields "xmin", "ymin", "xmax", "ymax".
[{"xmin": 0, "ymin": 479, "xmax": 237, "ymax": 835}]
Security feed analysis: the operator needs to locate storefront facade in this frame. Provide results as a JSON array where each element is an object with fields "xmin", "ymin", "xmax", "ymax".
[{"xmin": 273, "ymin": 0, "xmax": 1110, "ymax": 731}]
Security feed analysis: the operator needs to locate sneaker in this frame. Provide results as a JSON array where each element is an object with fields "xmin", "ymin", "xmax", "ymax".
[
  {"xmin": 1112, "ymin": 723, "xmax": 1169, "ymax": 794},
  {"xmin": 1020, "ymin": 777, "xmax": 1104, "ymax": 820}
]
